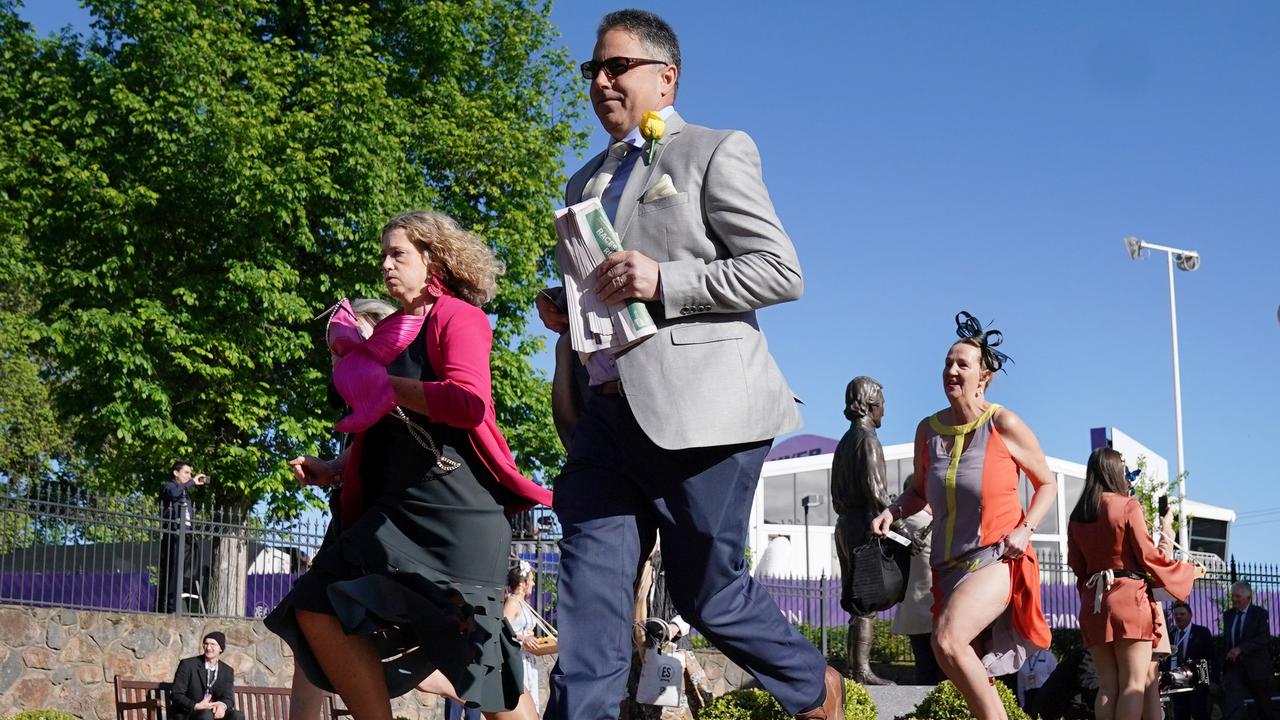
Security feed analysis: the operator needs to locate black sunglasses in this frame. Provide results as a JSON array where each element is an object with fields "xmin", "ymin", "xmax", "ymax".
[{"xmin": 580, "ymin": 56, "xmax": 668, "ymax": 80}]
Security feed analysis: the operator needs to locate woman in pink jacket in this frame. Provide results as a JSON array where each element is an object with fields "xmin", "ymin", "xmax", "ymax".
[{"xmin": 268, "ymin": 211, "xmax": 551, "ymax": 720}]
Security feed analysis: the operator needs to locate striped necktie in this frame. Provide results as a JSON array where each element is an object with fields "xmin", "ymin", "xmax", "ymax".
[{"xmin": 581, "ymin": 141, "xmax": 632, "ymax": 201}]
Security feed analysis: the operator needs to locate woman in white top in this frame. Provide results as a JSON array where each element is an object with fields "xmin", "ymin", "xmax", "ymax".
[{"xmin": 504, "ymin": 561, "xmax": 542, "ymax": 714}]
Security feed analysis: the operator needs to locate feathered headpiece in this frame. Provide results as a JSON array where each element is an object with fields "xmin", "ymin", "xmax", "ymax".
[{"xmin": 954, "ymin": 311, "xmax": 1012, "ymax": 374}]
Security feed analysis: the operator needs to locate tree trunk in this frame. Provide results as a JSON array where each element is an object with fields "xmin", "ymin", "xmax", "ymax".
[{"xmin": 209, "ymin": 534, "xmax": 248, "ymax": 617}]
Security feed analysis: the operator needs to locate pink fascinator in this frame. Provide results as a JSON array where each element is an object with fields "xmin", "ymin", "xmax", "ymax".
[{"xmin": 333, "ymin": 310, "xmax": 425, "ymax": 433}]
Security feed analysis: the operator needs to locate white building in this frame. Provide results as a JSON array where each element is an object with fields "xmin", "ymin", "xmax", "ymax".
[{"xmin": 749, "ymin": 429, "xmax": 1235, "ymax": 578}]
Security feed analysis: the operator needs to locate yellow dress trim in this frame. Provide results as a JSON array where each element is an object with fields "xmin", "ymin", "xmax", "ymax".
[{"xmin": 929, "ymin": 404, "xmax": 1002, "ymax": 561}]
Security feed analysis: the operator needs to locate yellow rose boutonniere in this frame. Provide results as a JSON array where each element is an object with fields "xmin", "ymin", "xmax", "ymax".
[{"xmin": 640, "ymin": 110, "xmax": 665, "ymax": 165}]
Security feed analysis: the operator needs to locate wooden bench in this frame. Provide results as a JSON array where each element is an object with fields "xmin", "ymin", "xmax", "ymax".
[{"xmin": 113, "ymin": 676, "xmax": 348, "ymax": 720}]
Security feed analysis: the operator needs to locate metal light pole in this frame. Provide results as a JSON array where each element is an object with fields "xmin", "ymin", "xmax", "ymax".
[
  {"xmin": 1124, "ymin": 237, "xmax": 1200, "ymax": 554},
  {"xmin": 801, "ymin": 494, "xmax": 824, "ymax": 623}
]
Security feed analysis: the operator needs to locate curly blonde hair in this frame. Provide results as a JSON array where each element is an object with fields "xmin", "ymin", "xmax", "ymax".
[{"xmin": 380, "ymin": 210, "xmax": 504, "ymax": 307}]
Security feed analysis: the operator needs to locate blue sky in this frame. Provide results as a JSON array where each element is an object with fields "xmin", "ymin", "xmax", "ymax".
[{"xmin": 19, "ymin": 2, "xmax": 1280, "ymax": 559}]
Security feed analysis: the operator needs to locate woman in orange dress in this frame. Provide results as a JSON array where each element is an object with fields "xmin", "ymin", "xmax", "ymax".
[
  {"xmin": 1067, "ymin": 447, "xmax": 1200, "ymax": 720},
  {"xmin": 874, "ymin": 313, "xmax": 1056, "ymax": 720}
]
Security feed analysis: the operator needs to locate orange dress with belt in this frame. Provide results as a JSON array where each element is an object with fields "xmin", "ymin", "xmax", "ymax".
[{"xmin": 1067, "ymin": 493, "xmax": 1196, "ymax": 648}]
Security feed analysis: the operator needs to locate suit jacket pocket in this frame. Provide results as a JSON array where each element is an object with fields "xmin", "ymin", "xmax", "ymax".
[
  {"xmin": 669, "ymin": 322, "xmax": 745, "ymax": 345},
  {"xmin": 662, "ymin": 322, "xmax": 750, "ymax": 418},
  {"xmin": 638, "ymin": 191, "xmax": 690, "ymax": 214}
]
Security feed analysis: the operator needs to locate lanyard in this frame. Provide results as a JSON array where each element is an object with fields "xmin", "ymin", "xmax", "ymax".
[
  {"xmin": 1174, "ymin": 626, "xmax": 1191, "ymax": 665},
  {"xmin": 205, "ymin": 663, "xmax": 218, "ymax": 689}
]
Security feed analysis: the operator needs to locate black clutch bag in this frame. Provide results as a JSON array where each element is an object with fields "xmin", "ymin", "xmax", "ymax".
[{"xmin": 848, "ymin": 537, "xmax": 912, "ymax": 615}]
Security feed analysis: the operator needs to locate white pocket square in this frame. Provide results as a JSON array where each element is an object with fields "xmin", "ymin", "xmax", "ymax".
[{"xmin": 642, "ymin": 174, "xmax": 678, "ymax": 204}]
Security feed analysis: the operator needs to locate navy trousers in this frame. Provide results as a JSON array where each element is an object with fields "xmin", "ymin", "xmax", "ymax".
[{"xmin": 545, "ymin": 395, "xmax": 827, "ymax": 719}]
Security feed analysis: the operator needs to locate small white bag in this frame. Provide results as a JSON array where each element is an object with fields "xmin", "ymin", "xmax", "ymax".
[{"xmin": 635, "ymin": 646, "xmax": 685, "ymax": 707}]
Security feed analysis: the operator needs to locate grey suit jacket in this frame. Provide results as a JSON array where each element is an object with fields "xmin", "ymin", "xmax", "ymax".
[{"xmin": 563, "ymin": 111, "xmax": 803, "ymax": 450}]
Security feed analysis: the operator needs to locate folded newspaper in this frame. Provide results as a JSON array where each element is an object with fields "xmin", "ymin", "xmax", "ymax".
[{"xmin": 554, "ymin": 198, "xmax": 656, "ymax": 354}]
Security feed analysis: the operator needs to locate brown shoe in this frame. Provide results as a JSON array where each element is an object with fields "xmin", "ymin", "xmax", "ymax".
[{"xmin": 795, "ymin": 666, "xmax": 844, "ymax": 720}]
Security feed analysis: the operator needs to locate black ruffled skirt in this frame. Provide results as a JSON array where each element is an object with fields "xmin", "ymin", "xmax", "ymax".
[{"xmin": 266, "ymin": 425, "xmax": 523, "ymax": 711}]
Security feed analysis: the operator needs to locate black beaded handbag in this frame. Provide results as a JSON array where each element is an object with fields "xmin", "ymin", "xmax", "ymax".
[{"xmin": 848, "ymin": 537, "xmax": 911, "ymax": 615}]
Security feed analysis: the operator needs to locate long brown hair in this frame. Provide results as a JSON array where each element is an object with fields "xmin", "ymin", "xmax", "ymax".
[{"xmin": 1070, "ymin": 447, "xmax": 1130, "ymax": 523}]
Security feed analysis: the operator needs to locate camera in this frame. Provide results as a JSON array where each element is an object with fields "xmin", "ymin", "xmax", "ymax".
[
  {"xmin": 1160, "ymin": 659, "xmax": 1209, "ymax": 698},
  {"xmin": 194, "ymin": 473, "xmax": 210, "ymax": 485}
]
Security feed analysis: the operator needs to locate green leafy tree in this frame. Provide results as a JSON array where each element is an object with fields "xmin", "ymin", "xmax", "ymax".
[
  {"xmin": 0, "ymin": 4, "xmax": 77, "ymax": 487},
  {"xmin": 0, "ymin": 298, "xmax": 72, "ymax": 485},
  {"xmin": 1130, "ymin": 454, "xmax": 1184, "ymax": 540},
  {"xmin": 1, "ymin": 0, "xmax": 586, "ymax": 516}
]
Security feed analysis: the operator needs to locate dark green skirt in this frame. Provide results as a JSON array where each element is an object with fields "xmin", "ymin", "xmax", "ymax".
[{"xmin": 266, "ymin": 436, "xmax": 522, "ymax": 712}]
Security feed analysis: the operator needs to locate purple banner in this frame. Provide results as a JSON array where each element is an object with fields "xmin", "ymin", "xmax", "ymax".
[
  {"xmin": 2, "ymin": 571, "xmax": 302, "ymax": 617},
  {"xmin": 1, "ymin": 571, "xmax": 154, "ymax": 612},
  {"xmin": 6, "ymin": 564, "xmax": 1273, "ymax": 636},
  {"xmin": 755, "ymin": 576, "xmax": 1280, "ymax": 636},
  {"xmin": 246, "ymin": 573, "xmax": 301, "ymax": 618},
  {"xmin": 766, "ymin": 434, "xmax": 839, "ymax": 462}
]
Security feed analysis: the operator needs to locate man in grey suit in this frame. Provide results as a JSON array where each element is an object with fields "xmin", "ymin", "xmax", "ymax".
[
  {"xmin": 538, "ymin": 10, "xmax": 841, "ymax": 720},
  {"xmin": 1221, "ymin": 581, "xmax": 1275, "ymax": 720}
]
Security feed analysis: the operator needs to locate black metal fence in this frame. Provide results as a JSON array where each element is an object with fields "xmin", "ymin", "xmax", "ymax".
[
  {"xmin": 0, "ymin": 484, "xmax": 564, "ymax": 620},
  {"xmin": 0, "ymin": 484, "xmax": 328, "ymax": 617},
  {"xmin": 1031, "ymin": 549, "xmax": 1278, "ymax": 639},
  {"xmin": 4, "ymin": 483, "xmax": 1276, "ymax": 663},
  {"xmin": 755, "ymin": 549, "xmax": 1280, "ymax": 664}
]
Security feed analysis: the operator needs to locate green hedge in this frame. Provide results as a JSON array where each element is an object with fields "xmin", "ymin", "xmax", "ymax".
[
  {"xmin": 1, "ymin": 712, "xmax": 78, "ymax": 720},
  {"xmin": 900, "ymin": 679, "xmax": 1028, "ymax": 720},
  {"xmin": 794, "ymin": 619, "xmax": 913, "ymax": 665},
  {"xmin": 698, "ymin": 679, "xmax": 876, "ymax": 720},
  {"xmin": 1049, "ymin": 627, "xmax": 1082, "ymax": 659}
]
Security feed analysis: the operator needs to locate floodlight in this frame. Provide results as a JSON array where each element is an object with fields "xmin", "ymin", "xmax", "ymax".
[{"xmin": 1124, "ymin": 236, "xmax": 1145, "ymax": 261}]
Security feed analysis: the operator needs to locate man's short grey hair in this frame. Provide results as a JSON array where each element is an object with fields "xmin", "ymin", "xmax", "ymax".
[
  {"xmin": 1232, "ymin": 580, "xmax": 1254, "ymax": 598},
  {"xmin": 597, "ymin": 9, "xmax": 681, "ymax": 91}
]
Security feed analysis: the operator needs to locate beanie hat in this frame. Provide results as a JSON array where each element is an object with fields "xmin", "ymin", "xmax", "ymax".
[{"xmin": 203, "ymin": 631, "xmax": 226, "ymax": 652}]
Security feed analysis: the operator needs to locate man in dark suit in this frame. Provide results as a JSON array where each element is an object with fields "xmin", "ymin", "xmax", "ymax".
[
  {"xmin": 537, "ymin": 9, "xmax": 839, "ymax": 720},
  {"xmin": 1221, "ymin": 581, "xmax": 1275, "ymax": 720},
  {"xmin": 158, "ymin": 460, "xmax": 206, "ymax": 612},
  {"xmin": 1166, "ymin": 601, "xmax": 1214, "ymax": 720},
  {"xmin": 171, "ymin": 631, "xmax": 235, "ymax": 720}
]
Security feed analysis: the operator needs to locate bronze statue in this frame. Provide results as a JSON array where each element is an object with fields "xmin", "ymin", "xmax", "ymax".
[{"xmin": 831, "ymin": 376, "xmax": 895, "ymax": 685}]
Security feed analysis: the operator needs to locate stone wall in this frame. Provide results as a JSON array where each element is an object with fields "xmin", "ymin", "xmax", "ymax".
[
  {"xmin": 0, "ymin": 605, "xmax": 445, "ymax": 720},
  {"xmin": 0, "ymin": 605, "xmax": 747, "ymax": 720}
]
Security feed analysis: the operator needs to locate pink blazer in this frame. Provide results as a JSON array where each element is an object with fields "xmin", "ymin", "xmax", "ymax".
[{"xmin": 340, "ymin": 292, "xmax": 552, "ymax": 527}]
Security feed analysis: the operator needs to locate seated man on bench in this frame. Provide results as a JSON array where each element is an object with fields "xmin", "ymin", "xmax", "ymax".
[{"xmin": 172, "ymin": 631, "xmax": 236, "ymax": 720}]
